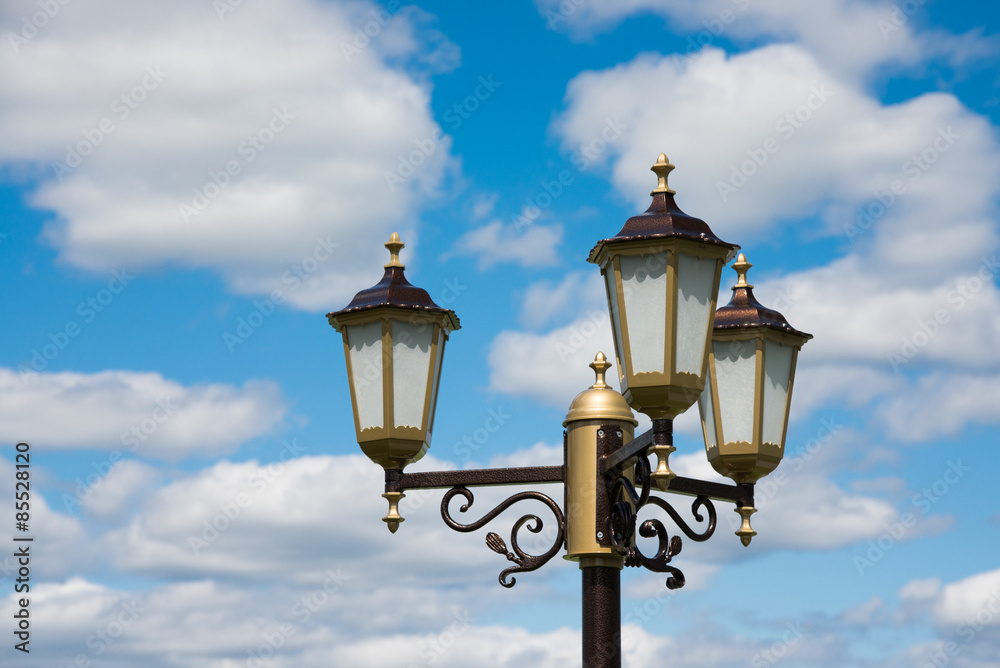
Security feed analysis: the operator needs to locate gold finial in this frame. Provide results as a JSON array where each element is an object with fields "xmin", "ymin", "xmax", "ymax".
[
  {"xmin": 382, "ymin": 491, "xmax": 404, "ymax": 533},
  {"xmin": 735, "ymin": 506, "xmax": 757, "ymax": 547},
  {"xmin": 384, "ymin": 232, "xmax": 405, "ymax": 269},
  {"xmin": 733, "ymin": 252, "xmax": 753, "ymax": 289},
  {"xmin": 589, "ymin": 352, "xmax": 611, "ymax": 389},
  {"xmin": 650, "ymin": 153, "xmax": 676, "ymax": 196}
]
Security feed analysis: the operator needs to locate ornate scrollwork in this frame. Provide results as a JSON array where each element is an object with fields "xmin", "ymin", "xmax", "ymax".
[
  {"xmin": 605, "ymin": 454, "xmax": 718, "ymax": 589},
  {"xmin": 441, "ymin": 486, "xmax": 566, "ymax": 588}
]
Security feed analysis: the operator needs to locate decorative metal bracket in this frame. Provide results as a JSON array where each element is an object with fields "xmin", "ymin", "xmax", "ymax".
[
  {"xmin": 442, "ymin": 487, "xmax": 566, "ymax": 588},
  {"xmin": 385, "ymin": 466, "xmax": 567, "ymax": 588},
  {"xmin": 600, "ymin": 421, "xmax": 746, "ymax": 589}
]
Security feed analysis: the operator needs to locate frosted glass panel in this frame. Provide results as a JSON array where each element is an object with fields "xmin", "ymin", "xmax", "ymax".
[
  {"xmin": 619, "ymin": 253, "xmax": 667, "ymax": 374},
  {"xmin": 605, "ymin": 269, "xmax": 628, "ymax": 387},
  {"xmin": 713, "ymin": 340, "xmax": 756, "ymax": 444},
  {"xmin": 347, "ymin": 321, "xmax": 384, "ymax": 430},
  {"xmin": 392, "ymin": 321, "xmax": 434, "ymax": 429},
  {"xmin": 675, "ymin": 254, "xmax": 717, "ymax": 375},
  {"xmin": 698, "ymin": 381, "xmax": 718, "ymax": 451},
  {"xmin": 426, "ymin": 327, "xmax": 445, "ymax": 440},
  {"xmin": 761, "ymin": 340, "xmax": 793, "ymax": 446}
]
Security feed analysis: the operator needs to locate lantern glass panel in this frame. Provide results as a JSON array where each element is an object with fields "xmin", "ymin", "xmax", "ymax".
[
  {"xmin": 391, "ymin": 320, "xmax": 434, "ymax": 429},
  {"xmin": 347, "ymin": 321, "xmax": 384, "ymax": 430},
  {"xmin": 605, "ymin": 269, "xmax": 628, "ymax": 387},
  {"xmin": 761, "ymin": 339, "xmax": 794, "ymax": 446},
  {"xmin": 620, "ymin": 252, "xmax": 667, "ymax": 374},
  {"xmin": 675, "ymin": 253, "xmax": 718, "ymax": 375},
  {"xmin": 426, "ymin": 326, "xmax": 445, "ymax": 439},
  {"xmin": 713, "ymin": 339, "xmax": 756, "ymax": 444},
  {"xmin": 698, "ymin": 381, "xmax": 718, "ymax": 450}
]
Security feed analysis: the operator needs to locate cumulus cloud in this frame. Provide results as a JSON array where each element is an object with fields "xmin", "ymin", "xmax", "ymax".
[
  {"xmin": 535, "ymin": 0, "xmax": 994, "ymax": 78},
  {"xmin": 488, "ymin": 309, "xmax": 617, "ymax": 407},
  {"xmin": 0, "ymin": 368, "xmax": 286, "ymax": 459},
  {"xmin": 448, "ymin": 220, "xmax": 563, "ymax": 270},
  {"xmin": 0, "ymin": 0, "xmax": 459, "ymax": 310}
]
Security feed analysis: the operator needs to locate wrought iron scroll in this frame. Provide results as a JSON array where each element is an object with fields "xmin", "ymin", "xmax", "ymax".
[
  {"xmin": 441, "ymin": 486, "xmax": 566, "ymax": 588},
  {"xmin": 605, "ymin": 453, "xmax": 718, "ymax": 590}
]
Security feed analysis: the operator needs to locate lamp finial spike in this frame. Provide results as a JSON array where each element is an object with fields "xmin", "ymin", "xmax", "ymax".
[
  {"xmin": 733, "ymin": 252, "xmax": 753, "ymax": 290},
  {"xmin": 589, "ymin": 352, "xmax": 611, "ymax": 389},
  {"xmin": 385, "ymin": 232, "xmax": 405, "ymax": 269},
  {"xmin": 650, "ymin": 153, "xmax": 676, "ymax": 196}
]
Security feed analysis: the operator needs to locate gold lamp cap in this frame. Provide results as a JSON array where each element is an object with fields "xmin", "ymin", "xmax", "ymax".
[
  {"xmin": 385, "ymin": 232, "xmax": 405, "ymax": 269},
  {"xmin": 563, "ymin": 352, "xmax": 638, "ymax": 426},
  {"xmin": 732, "ymin": 252, "xmax": 753, "ymax": 289},
  {"xmin": 650, "ymin": 153, "xmax": 676, "ymax": 196}
]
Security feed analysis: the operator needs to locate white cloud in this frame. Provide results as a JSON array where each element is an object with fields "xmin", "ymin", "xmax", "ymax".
[
  {"xmin": 933, "ymin": 568, "xmax": 1000, "ymax": 627},
  {"xmin": 518, "ymin": 270, "xmax": 605, "ymax": 328},
  {"xmin": 101, "ymin": 452, "xmax": 573, "ymax": 592},
  {"xmin": 554, "ymin": 46, "xmax": 1000, "ymax": 262},
  {"xmin": 0, "ymin": 0, "xmax": 458, "ymax": 310},
  {"xmin": 0, "ymin": 368, "xmax": 285, "ymax": 459},
  {"xmin": 879, "ymin": 372, "xmax": 1000, "ymax": 442},
  {"xmin": 488, "ymin": 309, "xmax": 617, "ymax": 407},
  {"xmin": 80, "ymin": 460, "xmax": 162, "ymax": 520},
  {"xmin": 449, "ymin": 220, "xmax": 563, "ymax": 270},
  {"xmin": 536, "ymin": 0, "xmax": 992, "ymax": 78}
]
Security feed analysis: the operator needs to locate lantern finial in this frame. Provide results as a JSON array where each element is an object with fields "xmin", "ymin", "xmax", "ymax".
[
  {"xmin": 385, "ymin": 232, "xmax": 405, "ymax": 269},
  {"xmin": 589, "ymin": 352, "xmax": 611, "ymax": 389},
  {"xmin": 732, "ymin": 252, "xmax": 753, "ymax": 289},
  {"xmin": 650, "ymin": 153, "xmax": 676, "ymax": 196}
]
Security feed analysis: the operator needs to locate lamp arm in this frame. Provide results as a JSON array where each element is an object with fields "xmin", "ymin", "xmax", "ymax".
[{"xmin": 384, "ymin": 465, "xmax": 565, "ymax": 494}]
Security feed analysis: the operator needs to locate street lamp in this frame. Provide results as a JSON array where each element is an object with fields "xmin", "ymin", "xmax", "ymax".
[
  {"xmin": 698, "ymin": 253, "xmax": 812, "ymax": 544},
  {"xmin": 326, "ymin": 232, "xmax": 460, "ymax": 531},
  {"xmin": 327, "ymin": 155, "xmax": 812, "ymax": 668}
]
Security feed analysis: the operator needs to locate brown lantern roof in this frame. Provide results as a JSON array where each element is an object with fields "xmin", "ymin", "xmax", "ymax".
[
  {"xmin": 588, "ymin": 154, "xmax": 739, "ymax": 264},
  {"xmin": 327, "ymin": 233, "xmax": 461, "ymax": 331},
  {"xmin": 713, "ymin": 253, "xmax": 811, "ymax": 340}
]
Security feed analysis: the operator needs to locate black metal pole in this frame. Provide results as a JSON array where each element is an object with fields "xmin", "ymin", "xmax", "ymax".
[{"xmin": 582, "ymin": 566, "xmax": 621, "ymax": 668}]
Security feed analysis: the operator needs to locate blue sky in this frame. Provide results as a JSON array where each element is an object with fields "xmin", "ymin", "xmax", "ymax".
[{"xmin": 1, "ymin": 0, "xmax": 999, "ymax": 666}]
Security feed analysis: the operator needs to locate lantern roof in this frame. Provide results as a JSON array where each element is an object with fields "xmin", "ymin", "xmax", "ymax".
[
  {"xmin": 327, "ymin": 233, "xmax": 460, "ymax": 331},
  {"xmin": 588, "ymin": 154, "xmax": 739, "ymax": 264},
  {"xmin": 713, "ymin": 253, "xmax": 811, "ymax": 340}
]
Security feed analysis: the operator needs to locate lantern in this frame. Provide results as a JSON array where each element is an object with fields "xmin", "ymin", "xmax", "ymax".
[
  {"xmin": 589, "ymin": 154, "xmax": 738, "ymax": 419},
  {"xmin": 327, "ymin": 233, "xmax": 460, "ymax": 472}
]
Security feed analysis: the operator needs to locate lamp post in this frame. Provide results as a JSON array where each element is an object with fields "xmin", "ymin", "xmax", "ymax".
[{"xmin": 327, "ymin": 155, "xmax": 812, "ymax": 668}]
